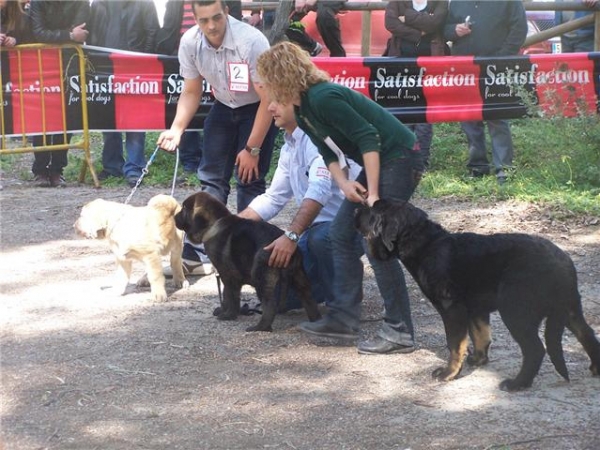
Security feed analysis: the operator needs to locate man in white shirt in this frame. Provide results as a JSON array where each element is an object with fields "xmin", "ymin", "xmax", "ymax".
[
  {"xmin": 238, "ymin": 100, "xmax": 360, "ymax": 310},
  {"xmin": 158, "ymin": 0, "xmax": 277, "ymax": 211},
  {"xmin": 157, "ymin": 0, "xmax": 278, "ymax": 275}
]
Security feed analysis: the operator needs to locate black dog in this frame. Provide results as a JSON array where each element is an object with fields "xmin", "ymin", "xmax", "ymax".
[
  {"xmin": 355, "ymin": 200, "xmax": 600, "ymax": 391},
  {"xmin": 175, "ymin": 192, "xmax": 321, "ymax": 332}
]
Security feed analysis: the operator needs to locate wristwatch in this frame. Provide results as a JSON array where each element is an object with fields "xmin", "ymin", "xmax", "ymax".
[
  {"xmin": 284, "ymin": 230, "xmax": 300, "ymax": 243},
  {"xmin": 245, "ymin": 145, "xmax": 261, "ymax": 156}
]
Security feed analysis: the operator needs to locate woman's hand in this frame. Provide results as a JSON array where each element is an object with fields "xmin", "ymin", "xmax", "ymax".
[{"xmin": 341, "ymin": 179, "xmax": 368, "ymax": 203}]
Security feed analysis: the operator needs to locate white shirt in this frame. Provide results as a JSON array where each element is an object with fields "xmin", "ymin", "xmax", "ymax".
[
  {"xmin": 248, "ymin": 128, "xmax": 361, "ymax": 224},
  {"xmin": 178, "ymin": 16, "xmax": 270, "ymax": 108}
]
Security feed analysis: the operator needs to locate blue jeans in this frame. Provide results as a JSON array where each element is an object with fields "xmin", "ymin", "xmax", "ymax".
[
  {"xmin": 328, "ymin": 157, "xmax": 415, "ymax": 336},
  {"xmin": 179, "ymin": 130, "xmax": 203, "ymax": 173},
  {"xmin": 199, "ymin": 101, "xmax": 278, "ymax": 212},
  {"xmin": 102, "ymin": 132, "xmax": 146, "ymax": 178},
  {"xmin": 286, "ymin": 221, "xmax": 335, "ymax": 310},
  {"xmin": 461, "ymin": 120, "xmax": 514, "ymax": 174}
]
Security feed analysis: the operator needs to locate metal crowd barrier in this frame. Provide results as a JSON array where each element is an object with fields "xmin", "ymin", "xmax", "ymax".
[{"xmin": 0, "ymin": 43, "xmax": 99, "ymax": 188}]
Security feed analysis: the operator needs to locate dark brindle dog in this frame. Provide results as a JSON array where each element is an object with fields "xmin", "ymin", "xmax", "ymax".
[
  {"xmin": 355, "ymin": 200, "xmax": 600, "ymax": 391},
  {"xmin": 175, "ymin": 192, "xmax": 321, "ymax": 332}
]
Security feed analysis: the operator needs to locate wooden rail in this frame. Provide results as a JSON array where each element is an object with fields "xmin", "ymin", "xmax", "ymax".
[{"xmin": 242, "ymin": 1, "xmax": 600, "ymax": 54}]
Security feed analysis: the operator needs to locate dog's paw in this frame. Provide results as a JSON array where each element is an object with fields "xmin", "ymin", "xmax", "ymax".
[
  {"xmin": 431, "ymin": 366, "xmax": 459, "ymax": 382},
  {"xmin": 172, "ymin": 278, "xmax": 190, "ymax": 289},
  {"xmin": 499, "ymin": 378, "xmax": 531, "ymax": 392},
  {"xmin": 151, "ymin": 290, "xmax": 169, "ymax": 303},
  {"xmin": 466, "ymin": 353, "xmax": 489, "ymax": 367}
]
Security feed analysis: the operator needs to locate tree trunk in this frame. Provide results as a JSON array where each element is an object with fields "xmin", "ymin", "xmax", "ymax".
[{"xmin": 267, "ymin": 1, "xmax": 294, "ymax": 45}]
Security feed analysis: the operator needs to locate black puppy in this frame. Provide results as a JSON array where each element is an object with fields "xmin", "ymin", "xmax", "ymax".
[
  {"xmin": 355, "ymin": 200, "xmax": 600, "ymax": 391},
  {"xmin": 175, "ymin": 192, "xmax": 321, "ymax": 332}
]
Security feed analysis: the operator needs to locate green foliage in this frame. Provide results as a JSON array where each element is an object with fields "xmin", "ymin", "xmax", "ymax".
[{"xmin": 418, "ymin": 116, "xmax": 600, "ymax": 215}]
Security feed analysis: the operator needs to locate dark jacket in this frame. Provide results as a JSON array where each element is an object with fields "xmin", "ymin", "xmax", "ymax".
[
  {"xmin": 155, "ymin": 0, "xmax": 185, "ymax": 55},
  {"xmin": 444, "ymin": 0, "xmax": 527, "ymax": 56},
  {"xmin": 29, "ymin": 0, "xmax": 90, "ymax": 44},
  {"xmin": 88, "ymin": 0, "xmax": 159, "ymax": 53},
  {"xmin": 0, "ymin": 3, "xmax": 34, "ymax": 45},
  {"xmin": 384, "ymin": 0, "xmax": 449, "ymax": 57}
]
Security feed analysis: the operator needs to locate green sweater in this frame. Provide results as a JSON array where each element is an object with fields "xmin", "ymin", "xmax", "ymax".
[{"xmin": 294, "ymin": 82, "xmax": 416, "ymax": 167}]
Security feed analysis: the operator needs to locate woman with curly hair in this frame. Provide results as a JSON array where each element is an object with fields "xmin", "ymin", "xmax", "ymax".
[{"xmin": 257, "ymin": 41, "xmax": 421, "ymax": 355}]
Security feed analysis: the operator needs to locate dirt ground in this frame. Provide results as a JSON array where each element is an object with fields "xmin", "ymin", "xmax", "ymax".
[{"xmin": 1, "ymin": 168, "xmax": 600, "ymax": 450}]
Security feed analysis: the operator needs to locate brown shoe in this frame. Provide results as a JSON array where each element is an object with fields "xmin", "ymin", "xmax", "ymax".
[
  {"xmin": 49, "ymin": 173, "xmax": 66, "ymax": 187},
  {"xmin": 33, "ymin": 174, "xmax": 50, "ymax": 187}
]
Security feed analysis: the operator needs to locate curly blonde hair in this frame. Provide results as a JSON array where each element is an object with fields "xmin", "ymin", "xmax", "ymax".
[{"xmin": 257, "ymin": 41, "xmax": 330, "ymax": 104}]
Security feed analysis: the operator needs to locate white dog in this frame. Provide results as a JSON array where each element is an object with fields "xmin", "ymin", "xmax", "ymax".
[{"xmin": 74, "ymin": 194, "xmax": 188, "ymax": 301}]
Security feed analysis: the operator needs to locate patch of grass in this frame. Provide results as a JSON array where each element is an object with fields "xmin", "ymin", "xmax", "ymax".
[
  {"xmin": 3, "ymin": 115, "xmax": 598, "ymax": 217},
  {"xmin": 418, "ymin": 117, "xmax": 600, "ymax": 215}
]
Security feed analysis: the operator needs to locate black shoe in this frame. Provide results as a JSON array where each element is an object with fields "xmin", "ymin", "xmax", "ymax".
[
  {"xmin": 33, "ymin": 174, "xmax": 50, "ymax": 187},
  {"xmin": 357, "ymin": 336, "xmax": 415, "ymax": 355},
  {"xmin": 298, "ymin": 316, "xmax": 358, "ymax": 339},
  {"xmin": 126, "ymin": 175, "xmax": 141, "ymax": 188},
  {"xmin": 468, "ymin": 169, "xmax": 489, "ymax": 179},
  {"xmin": 97, "ymin": 170, "xmax": 120, "ymax": 181},
  {"xmin": 49, "ymin": 173, "xmax": 66, "ymax": 188}
]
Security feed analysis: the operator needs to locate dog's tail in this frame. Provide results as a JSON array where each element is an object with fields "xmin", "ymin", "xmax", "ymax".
[
  {"xmin": 148, "ymin": 194, "xmax": 181, "ymax": 216},
  {"xmin": 545, "ymin": 314, "xmax": 570, "ymax": 382}
]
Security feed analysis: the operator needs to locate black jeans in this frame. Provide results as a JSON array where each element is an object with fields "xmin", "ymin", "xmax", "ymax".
[
  {"xmin": 31, "ymin": 134, "xmax": 70, "ymax": 176},
  {"xmin": 316, "ymin": 1, "xmax": 346, "ymax": 57}
]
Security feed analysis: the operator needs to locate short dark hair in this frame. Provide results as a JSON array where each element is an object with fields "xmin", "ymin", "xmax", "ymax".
[{"xmin": 190, "ymin": 1, "xmax": 223, "ymax": 10}]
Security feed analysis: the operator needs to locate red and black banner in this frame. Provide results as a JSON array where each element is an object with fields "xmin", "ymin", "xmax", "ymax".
[{"xmin": 1, "ymin": 46, "xmax": 599, "ymax": 136}]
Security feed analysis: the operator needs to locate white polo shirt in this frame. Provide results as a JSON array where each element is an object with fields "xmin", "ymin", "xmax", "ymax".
[
  {"xmin": 248, "ymin": 128, "xmax": 362, "ymax": 224},
  {"xmin": 178, "ymin": 16, "xmax": 270, "ymax": 108}
]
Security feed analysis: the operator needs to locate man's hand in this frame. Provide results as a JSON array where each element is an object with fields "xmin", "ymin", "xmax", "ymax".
[
  {"xmin": 71, "ymin": 23, "xmax": 89, "ymax": 43},
  {"xmin": 265, "ymin": 235, "xmax": 297, "ymax": 268},
  {"xmin": 157, "ymin": 129, "xmax": 182, "ymax": 152},
  {"xmin": 583, "ymin": 0, "xmax": 598, "ymax": 9},
  {"xmin": 248, "ymin": 12, "xmax": 261, "ymax": 27},
  {"xmin": 455, "ymin": 23, "xmax": 471, "ymax": 38},
  {"xmin": 235, "ymin": 150, "xmax": 259, "ymax": 184}
]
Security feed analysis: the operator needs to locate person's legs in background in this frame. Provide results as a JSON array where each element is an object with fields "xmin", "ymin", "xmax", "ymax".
[
  {"xmin": 487, "ymin": 119, "xmax": 514, "ymax": 184},
  {"xmin": 31, "ymin": 134, "xmax": 69, "ymax": 187},
  {"xmin": 461, "ymin": 121, "xmax": 490, "ymax": 177},
  {"xmin": 408, "ymin": 123, "xmax": 433, "ymax": 170},
  {"xmin": 286, "ymin": 11, "xmax": 323, "ymax": 56},
  {"xmin": 122, "ymin": 132, "xmax": 146, "ymax": 186},
  {"xmin": 178, "ymin": 130, "xmax": 203, "ymax": 175},
  {"xmin": 100, "ymin": 132, "xmax": 125, "ymax": 179},
  {"xmin": 315, "ymin": 1, "xmax": 346, "ymax": 57}
]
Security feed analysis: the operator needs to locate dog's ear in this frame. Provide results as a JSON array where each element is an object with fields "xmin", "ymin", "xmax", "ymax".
[{"xmin": 369, "ymin": 205, "xmax": 398, "ymax": 253}]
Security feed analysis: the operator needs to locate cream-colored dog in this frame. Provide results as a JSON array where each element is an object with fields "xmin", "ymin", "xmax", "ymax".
[{"xmin": 74, "ymin": 194, "xmax": 188, "ymax": 301}]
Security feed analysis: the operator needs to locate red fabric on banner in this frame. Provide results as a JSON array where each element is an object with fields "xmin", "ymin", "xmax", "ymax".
[
  {"xmin": 10, "ymin": 47, "xmax": 64, "ymax": 135},
  {"xmin": 419, "ymin": 56, "xmax": 483, "ymax": 123},
  {"xmin": 313, "ymin": 57, "xmax": 372, "ymax": 98},
  {"xmin": 110, "ymin": 52, "xmax": 166, "ymax": 130},
  {"xmin": 529, "ymin": 53, "xmax": 597, "ymax": 118}
]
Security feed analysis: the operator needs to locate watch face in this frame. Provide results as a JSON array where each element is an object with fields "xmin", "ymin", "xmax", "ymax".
[
  {"xmin": 250, "ymin": 147, "xmax": 261, "ymax": 156},
  {"xmin": 286, "ymin": 231, "xmax": 299, "ymax": 242}
]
